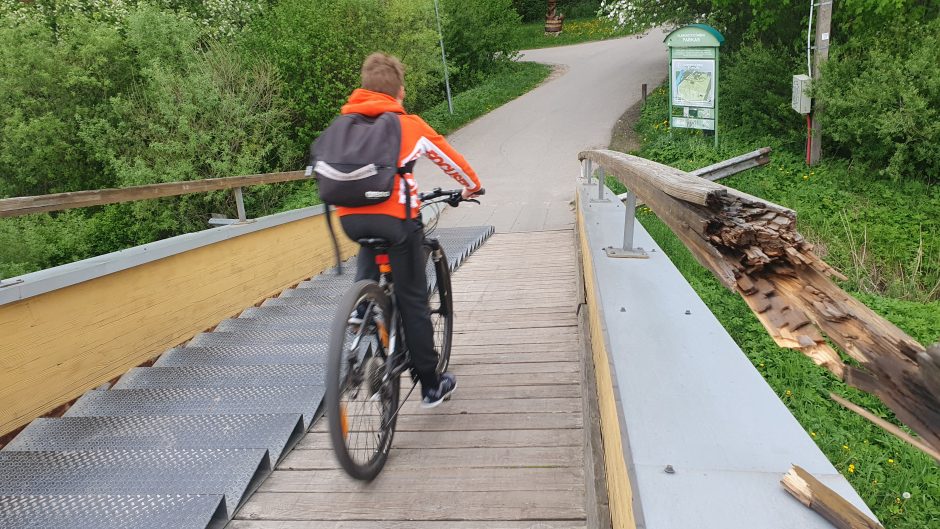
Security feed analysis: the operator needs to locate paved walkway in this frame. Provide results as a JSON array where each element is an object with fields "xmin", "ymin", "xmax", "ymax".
[
  {"xmin": 231, "ymin": 230, "xmax": 586, "ymax": 528},
  {"xmin": 424, "ymin": 33, "xmax": 667, "ymax": 232}
]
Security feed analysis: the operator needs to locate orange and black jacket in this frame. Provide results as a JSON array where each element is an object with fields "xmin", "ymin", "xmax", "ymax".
[{"xmin": 335, "ymin": 89, "xmax": 482, "ymax": 219}]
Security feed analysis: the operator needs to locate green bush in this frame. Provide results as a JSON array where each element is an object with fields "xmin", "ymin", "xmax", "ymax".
[
  {"xmin": 83, "ymin": 7, "xmax": 293, "ymax": 239},
  {"xmin": 441, "ymin": 0, "xmax": 520, "ymax": 91},
  {"xmin": 816, "ymin": 19, "xmax": 940, "ymax": 183},
  {"xmin": 241, "ymin": 0, "xmax": 444, "ymax": 155},
  {"xmin": 719, "ymin": 42, "xmax": 805, "ymax": 146},
  {"xmin": 0, "ymin": 15, "xmax": 134, "ymax": 197},
  {"xmin": 0, "ymin": 0, "xmax": 271, "ymax": 39}
]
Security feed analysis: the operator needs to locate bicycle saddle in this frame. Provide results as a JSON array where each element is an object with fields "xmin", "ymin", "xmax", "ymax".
[{"xmin": 357, "ymin": 238, "xmax": 391, "ymax": 251}]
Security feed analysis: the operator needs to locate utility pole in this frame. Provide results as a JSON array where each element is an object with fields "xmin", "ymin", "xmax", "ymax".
[{"xmin": 809, "ymin": 0, "xmax": 832, "ymax": 165}]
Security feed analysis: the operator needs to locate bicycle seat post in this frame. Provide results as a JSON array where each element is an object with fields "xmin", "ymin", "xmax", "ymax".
[{"xmin": 375, "ymin": 253, "xmax": 392, "ymax": 287}]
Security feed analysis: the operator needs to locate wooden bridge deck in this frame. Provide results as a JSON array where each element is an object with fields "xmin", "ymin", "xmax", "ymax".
[{"xmin": 230, "ymin": 229, "xmax": 590, "ymax": 528}]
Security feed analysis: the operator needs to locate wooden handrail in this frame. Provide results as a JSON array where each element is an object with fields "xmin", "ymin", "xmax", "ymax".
[
  {"xmin": 0, "ymin": 170, "xmax": 309, "ymax": 218},
  {"xmin": 579, "ymin": 148, "xmax": 940, "ymax": 455}
]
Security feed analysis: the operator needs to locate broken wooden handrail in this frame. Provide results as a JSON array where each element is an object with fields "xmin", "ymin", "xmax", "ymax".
[{"xmin": 579, "ymin": 148, "xmax": 940, "ymax": 454}]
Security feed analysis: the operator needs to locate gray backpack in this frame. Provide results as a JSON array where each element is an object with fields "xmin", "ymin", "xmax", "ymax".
[{"xmin": 307, "ymin": 112, "xmax": 413, "ymax": 210}]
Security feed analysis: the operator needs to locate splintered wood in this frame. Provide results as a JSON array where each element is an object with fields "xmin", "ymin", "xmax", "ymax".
[
  {"xmin": 782, "ymin": 465, "xmax": 884, "ymax": 529},
  {"xmin": 580, "ymin": 149, "xmax": 940, "ymax": 454}
]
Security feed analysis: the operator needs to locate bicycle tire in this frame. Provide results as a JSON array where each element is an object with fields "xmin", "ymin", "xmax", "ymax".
[
  {"xmin": 427, "ymin": 243, "xmax": 454, "ymax": 373},
  {"xmin": 326, "ymin": 279, "xmax": 400, "ymax": 481}
]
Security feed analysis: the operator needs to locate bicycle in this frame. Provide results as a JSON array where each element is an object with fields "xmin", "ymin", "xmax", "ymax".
[{"xmin": 325, "ymin": 187, "xmax": 484, "ymax": 480}]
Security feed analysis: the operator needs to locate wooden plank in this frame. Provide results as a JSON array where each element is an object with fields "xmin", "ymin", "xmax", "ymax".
[
  {"xmin": 450, "ymin": 344, "xmax": 580, "ymax": 356},
  {"xmin": 456, "ymin": 291, "xmax": 580, "ymax": 303},
  {"xmin": 782, "ymin": 465, "xmax": 883, "ymax": 529},
  {"xmin": 259, "ymin": 466, "xmax": 584, "ymax": 492},
  {"xmin": 452, "ymin": 327, "xmax": 579, "ymax": 338},
  {"xmin": 417, "ymin": 384, "xmax": 582, "ymax": 400},
  {"xmin": 448, "ymin": 372, "xmax": 580, "ymax": 387},
  {"xmin": 296, "ymin": 428, "xmax": 583, "ymax": 450},
  {"xmin": 229, "ymin": 521, "xmax": 587, "ymax": 529},
  {"xmin": 457, "ymin": 308, "xmax": 577, "ymax": 322},
  {"xmin": 452, "ymin": 321, "xmax": 578, "ymax": 333},
  {"xmin": 0, "ymin": 170, "xmax": 309, "ymax": 217},
  {"xmin": 450, "ymin": 362, "xmax": 580, "ymax": 376},
  {"xmin": 310, "ymin": 412, "xmax": 582, "ymax": 432},
  {"xmin": 280, "ymin": 446, "xmax": 584, "ymax": 471},
  {"xmin": 393, "ymin": 397, "xmax": 582, "ymax": 416},
  {"xmin": 451, "ymin": 351, "xmax": 580, "ymax": 365},
  {"xmin": 689, "ymin": 147, "xmax": 772, "ymax": 181},
  {"xmin": 453, "ymin": 300, "xmax": 578, "ymax": 309},
  {"xmin": 452, "ymin": 330, "xmax": 580, "ymax": 345},
  {"xmin": 236, "ymin": 490, "xmax": 586, "ymax": 521},
  {"xmin": 830, "ymin": 393, "xmax": 940, "ymax": 462}
]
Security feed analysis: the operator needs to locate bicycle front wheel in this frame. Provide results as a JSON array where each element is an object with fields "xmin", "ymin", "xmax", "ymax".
[
  {"xmin": 326, "ymin": 280, "xmax": 400, "ymax": 481},
  {"xmin": 427, "ymin": 243, "xmax": 454, "ymax": 373}
]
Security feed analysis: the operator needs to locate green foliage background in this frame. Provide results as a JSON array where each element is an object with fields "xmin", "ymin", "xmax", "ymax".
[{"xmin": 0, "ymin": 0, "xmax": 523, "ymax": 278}]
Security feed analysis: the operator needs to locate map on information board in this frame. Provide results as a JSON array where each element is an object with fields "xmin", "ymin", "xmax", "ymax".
[{"xmin": 671, "ymin": 59, "xmax": 715, "ymax": 108}]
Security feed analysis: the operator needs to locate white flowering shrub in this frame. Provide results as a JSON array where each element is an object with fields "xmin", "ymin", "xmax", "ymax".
[
  {"xmin": 596, "ymin": 0, "xmax": 707, "ymax": 32},
  {"xmin": 597, "ymin": 0, "xmax": 643, "ymax": 28}
]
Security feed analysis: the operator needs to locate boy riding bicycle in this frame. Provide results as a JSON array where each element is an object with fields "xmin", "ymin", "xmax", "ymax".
[{"xmin": 334, "ymin": 53, "xmax": 483, "ymax": 408}]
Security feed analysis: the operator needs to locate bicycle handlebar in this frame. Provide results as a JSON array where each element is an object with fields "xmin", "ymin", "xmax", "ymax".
[{"xmin": 418, "ymin": 187, "xmax": 486, "ymax": 208}]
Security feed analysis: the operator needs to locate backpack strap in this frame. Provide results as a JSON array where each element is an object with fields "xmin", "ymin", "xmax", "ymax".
[{"xmin": 398, "ymin": 160, "xmax": 417, "ymax": 220}]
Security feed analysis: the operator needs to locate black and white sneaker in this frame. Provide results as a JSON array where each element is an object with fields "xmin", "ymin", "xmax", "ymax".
[{"xmin": 420, "ymin": 373, "xmax": 457, "ymax": 409}]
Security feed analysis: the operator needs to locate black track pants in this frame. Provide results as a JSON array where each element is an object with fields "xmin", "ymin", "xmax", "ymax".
[{"xmin": 339, "ymin": 214, "xmax": 440, "ymax": 390}]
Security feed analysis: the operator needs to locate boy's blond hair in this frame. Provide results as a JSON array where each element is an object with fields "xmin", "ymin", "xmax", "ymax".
[{"xmin": 361, "ymin": 52, "xmax": 405, "ymax": 97}]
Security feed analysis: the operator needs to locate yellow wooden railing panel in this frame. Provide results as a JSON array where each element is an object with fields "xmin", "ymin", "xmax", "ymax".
[
  {"xmin": 0, "ymin": 214, "xmax": 357, "ymax": 436},
  {"xmin": 577, "ymin": 195, "xmax": 637, "ymax": 529}
]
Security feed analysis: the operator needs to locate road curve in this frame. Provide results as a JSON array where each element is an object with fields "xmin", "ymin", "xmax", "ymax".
[{"xmin": 421, "ymin": 31, "xmax": 668, "ymax": 233}]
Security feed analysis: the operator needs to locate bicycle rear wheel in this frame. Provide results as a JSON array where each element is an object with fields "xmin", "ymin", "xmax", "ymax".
[
  {"xmin": 326, "ymin": 280, "xmax": 400, "ymax": 481},
  {"xmin": 427, "ymin": 243, "xmax": 454, "ymax": 373}
]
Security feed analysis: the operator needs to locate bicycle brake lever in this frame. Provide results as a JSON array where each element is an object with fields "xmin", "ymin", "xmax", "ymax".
[{"xmin": 467, "ymin": 199, "xmax": 480, "ymax": 205}]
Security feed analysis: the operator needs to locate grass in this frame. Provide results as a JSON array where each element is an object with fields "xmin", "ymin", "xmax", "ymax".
[
  {"xmin": 422, "ymin": 62, "xmax": 552, "ymax": 135},
  {"xmin": 609, "ymin": 84, "xmax": 940, "ymax": 529},
  {"xmin": 509, "ymin": 16, "xmax": 635, "ymax": 50}
]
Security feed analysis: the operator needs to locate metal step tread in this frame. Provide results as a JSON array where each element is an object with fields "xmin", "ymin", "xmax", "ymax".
[
  {"xmin": 0, "ymin": 449, "xmax": 268, "ymax": 517},
  {"xmin": 0, "ymin": 494, "xmax": 226, "ymax": 529},
  {"xmin": 64, "ymin": 386, "xmax": 324, "ymax": 428},
  {"xmin": 114, "ymin": 364, "xmax": 327, "ymax": 390},
  {"xmin": 189, "ymin": 328, "xmax": 330, "ymax": 346},
  {"xmin": 4, "ymin": 414, "xmax": 303, "ymax": 463},
  {"xmin": 154, "ymin": 345, "xmax": 328, "ymax": 367}
]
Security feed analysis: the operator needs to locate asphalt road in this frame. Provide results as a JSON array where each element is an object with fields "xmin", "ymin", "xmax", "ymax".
[{"xmin": 420, "ymin": 31, "xmax": 668, "ymax": 233}]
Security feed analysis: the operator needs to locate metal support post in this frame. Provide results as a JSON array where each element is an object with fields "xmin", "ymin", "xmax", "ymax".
[
  {"xmin": 583, "ymin": 159, "xmax": 594, "ymax": 184},
  {"xmin": 234, "ymin": 187, "xmax": 247, "ymax": 223},
  {"xmin": 590, "ymin": 165, "xmax": 609, "ymax": 203},
  {"xmin": 605, "ymin": 189, "xmax": 649, "ymax": 259}
]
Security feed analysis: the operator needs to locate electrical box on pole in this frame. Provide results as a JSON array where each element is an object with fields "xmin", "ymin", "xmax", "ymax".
[
  {"xmin": 791, "ymin": 74, "xmax": 812, "ymax": 114},
  {"xmin": 664, "ymin": 25, "xmax": 724, "ymax": 148}
]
